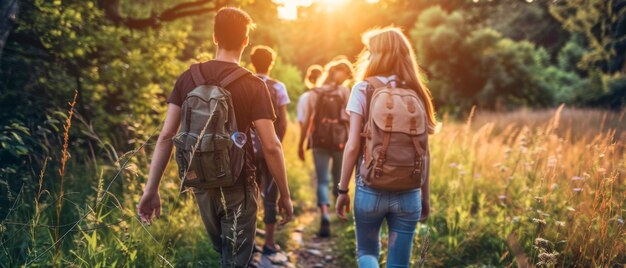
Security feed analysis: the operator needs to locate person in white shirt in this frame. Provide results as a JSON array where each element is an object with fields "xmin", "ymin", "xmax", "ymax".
[
  {"xmin": 336, "ymin": 27, "xmax": 438, "ymax": 267},
  {"xmin": 298, "ymin": 59, "xmax": 353, "ymax": 237},
  {"xmin": 250, "ymin": 45, "xmax": 290, "ymax": 260},
  {"xmin": 297, "ymin": 64, "xmax": 323, "ymax": 127}
]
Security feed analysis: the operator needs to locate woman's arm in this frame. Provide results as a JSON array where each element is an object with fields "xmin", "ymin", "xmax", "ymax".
[
  {"xmin": 420, "ymin": 139, "xmax": 431, "ymax": 222},
  {"xmin": 336, "ymin": 112, "xmax": 364, "ymax": 221},
  {"xmin": 297, "ymin": 94, "xmax": 314, "ymax": 161}
]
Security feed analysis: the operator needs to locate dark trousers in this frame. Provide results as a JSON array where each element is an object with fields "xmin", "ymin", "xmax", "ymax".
[{"xmin": 193, "ymin": 180, "xmax": 258, "ymax": 268}]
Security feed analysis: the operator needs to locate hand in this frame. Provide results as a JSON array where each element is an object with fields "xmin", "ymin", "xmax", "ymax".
[
  {"xmin": 335, "ymin": 194, "xmax": 351, "ymax": 222},
  {"xmin": 278, "ymin": 195, "xmax": 294, "ymax": 225},
  {"xmin": 298, "ymin": 146, "xmax": 305, "ymax": 161},
  {"xmin": 137, "ymin": 190, "xmax": 161, "ymax": 225},
  {"xmin": 419, "ymin": 199, "xmax": 430, "ymax": 222}
]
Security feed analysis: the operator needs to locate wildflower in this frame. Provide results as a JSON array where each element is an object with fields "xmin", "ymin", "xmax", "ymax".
[
  {"xmin": 519, "ymin": 146, "xmax": 528, "ymax": 153},
  {"xmin": 571, "ymin": 176, "xmax": 583, "ymax": 181},
  {"xmin": 573, "ymin": 188, "xmax": 583, "ymax": 193},
  {"xmin": 459, "ymin": 169, "xmax": 466, "ymax": 175},
  {"xmin": 498, "ymin": 194, "xmax": 506, "ymax": 200},
  {"xmin": 449, "ymin": 162, "xmax": 458, "ymax": 168},
  {"xmin": 524, "ymin": 162, "xmax": 533, "ymax": 171},
  {"xmin": 547, "ymin": 156, "xmax": 557, "ymax": 168},
  {"xmin": 500, "ymin": 166, "xmax": 508, "ymax": 173},
  {"xmin": 474, "ymin": 173, "xmax": 481, "ymax": 179},
  {"xmin": 598, "ymin": 153, "xmax": 605, "ymax": 158},
  {"xmin": 550, "ymin": 183, "xmax": 558, "ymax": 191},
  {"xmin": 617, "ymin": 217, "xmax": 624, "ymax": 225},
  {"xmin": 534, "ymin": 237, "xmax": 549, "ymax": 248},
  {"xmin": 512, "ymin": 216, "xmax": 520, "ymax": 224},
  {"xmin": 538, "ymin": 252, "xmax": 559, "ymax": 265},
  {"xmin": 532, "ymin": 218, "xmax": 547, "ymax": 225},
  {"xmin": 555, "ymin": 221, "xmax": 565, "ymax": 227}
]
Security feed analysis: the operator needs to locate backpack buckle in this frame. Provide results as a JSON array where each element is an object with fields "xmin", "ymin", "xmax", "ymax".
[{"xmin": 374, "ymin": 167, "xmax": 383, "ymax": 178}]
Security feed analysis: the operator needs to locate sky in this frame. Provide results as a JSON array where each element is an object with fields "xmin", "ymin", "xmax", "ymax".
[{"xmin": 273, "ymin": 0, "xmax": 380, "ymax": 20}]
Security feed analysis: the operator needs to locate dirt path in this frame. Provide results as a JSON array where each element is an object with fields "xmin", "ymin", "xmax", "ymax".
[{"xmin": 254, "ymin": 210, "xmax": 342, "ymax": 268}]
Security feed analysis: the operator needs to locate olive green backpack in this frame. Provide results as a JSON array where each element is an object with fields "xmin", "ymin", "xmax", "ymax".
[{"xmin": 174, "ymin": 64, "xmax": 250, "ymax": 190}]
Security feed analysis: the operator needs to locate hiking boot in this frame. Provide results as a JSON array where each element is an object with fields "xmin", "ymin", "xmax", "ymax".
[
  {"xmin": 262, "ymin": 245, "xmax": 288, "ymax": 265},
  {"xmin": 319, "ymin": 215, "xmax": 330, "ymax": 238},
  {"xmin": 262, "ymin": 245, "xmax": 279, "ymax": 255}
]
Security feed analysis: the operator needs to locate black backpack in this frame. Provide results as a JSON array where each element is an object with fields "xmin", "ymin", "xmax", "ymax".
[
  {"xmin": 310, "ymin": 85, "xmax": 349, "ymax": 150},
  {"xmin": 251, "ymin": 76, "xmax": 283, "ymax": 160}
]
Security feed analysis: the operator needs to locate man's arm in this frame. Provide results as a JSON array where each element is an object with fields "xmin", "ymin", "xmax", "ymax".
[
  {"xmin": 254, "ymin": 118, "xmax": 293, "ymax": 224},
  {"xmin": 138, "ymin": 104, "xmax": 181, "ymax": 224},
  {"xmin": 276, "ymin": 105, "xmax": 288, "ymax": 141}
]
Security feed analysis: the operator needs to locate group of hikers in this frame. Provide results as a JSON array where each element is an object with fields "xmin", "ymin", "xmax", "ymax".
[{"xmin": 137, "ymin": 7, "xmax": 437, "ymax": 268}]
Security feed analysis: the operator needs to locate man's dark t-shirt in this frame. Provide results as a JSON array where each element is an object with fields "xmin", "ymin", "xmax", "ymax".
[{"xmin": 168, "ymin": 60, "xmax": 276, "ymax": 183}]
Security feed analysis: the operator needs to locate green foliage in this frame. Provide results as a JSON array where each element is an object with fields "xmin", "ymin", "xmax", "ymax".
[
  {"xmin": 549, "ymin": 0, "xmax": 626, "ymax": 73},
  {"xmin": 411, "ymin": 6, "xmax": 591, "ymax": 112},
  {"xmin": 1, "ymin": 0, "xmax": 624, "ymax": 267},
  {"xmin": 271, "ymin": 57, "xmax": 304, "ymax": 116}
]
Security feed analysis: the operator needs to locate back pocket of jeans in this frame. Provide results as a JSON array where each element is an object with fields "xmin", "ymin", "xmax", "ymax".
[
  {"xmin": 398, "ymin": 190, "xmax": 422, "ymax": 214},
  {"xmin": 354, "ymin": 188, "xmax": 381, "ymax": 217}
]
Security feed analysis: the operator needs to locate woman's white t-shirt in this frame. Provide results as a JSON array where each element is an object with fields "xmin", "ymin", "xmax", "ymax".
[
  {"xmin": 345, "ymin": 75, "xmax": 398, "ymax": 119},
  {"xmin": 296, "ymin": 91, "xmax": 310, "ymax": 123}
]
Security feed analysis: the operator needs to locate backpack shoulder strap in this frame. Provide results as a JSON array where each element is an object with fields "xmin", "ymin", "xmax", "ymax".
[
  {"xmin": 220, "ymin": 68, "xmax": 250, "ymax": 88},
  {"xmin": 265, "ymin": 79, "xmax": 279, "ymax": 91},
  {"xmin": 364, "ymin": 77, "xmax": 385, "ymax": 118},
  {"xmin": 190, "ymin": 63, "xmax": 206, "ymax": 86},
  {"xmin": 365, "ymin": 77, "xmax": 385, "ymax": 90}
]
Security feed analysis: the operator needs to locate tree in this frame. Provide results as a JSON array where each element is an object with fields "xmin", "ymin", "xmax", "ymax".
[
  {"xmin": 550, "ymin": 0, "xmax": 626, "ymax": 74},
  {"xmin": 411, "ymin": 6, "xmax": 569, "ymax": 112}
]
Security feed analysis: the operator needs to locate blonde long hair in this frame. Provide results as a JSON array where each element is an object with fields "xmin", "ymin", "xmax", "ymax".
[{"xmin": 356, "ymin": 27, "xmax": 439, "ymax": 134}]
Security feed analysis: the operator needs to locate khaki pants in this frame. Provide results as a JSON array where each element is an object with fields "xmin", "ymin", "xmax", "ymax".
[{"xmin": 193, "ymin": 180, "xmax": 258, "ymax": 268}]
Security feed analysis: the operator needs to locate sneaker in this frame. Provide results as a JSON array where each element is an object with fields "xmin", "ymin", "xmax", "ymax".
[
  {"xmin": 262, "ymin": 245, "xmax": 279, "ymax": 255},
  {"xmin": 319, "ymin": 215, "xmax": 330, "ymax": 238},
  {"xmin": 262, "ymin": 245, "xmax": 287, "ymax": 265}
]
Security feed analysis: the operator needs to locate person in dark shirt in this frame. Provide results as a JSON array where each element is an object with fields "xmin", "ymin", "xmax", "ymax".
[
  {"xmin": 137, "ymin": 7, "xmax": 293, "ymax": 268},
  {"xmin": 249, "ymin": 45, "xmax": 291, "ymax": 262}
]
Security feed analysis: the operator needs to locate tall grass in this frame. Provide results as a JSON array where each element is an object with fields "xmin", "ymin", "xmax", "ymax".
[
  {"xmin": 339, "ymin": 106, "xmax": 625, "ymax": 267},
  {"xmin": 1, "ymin": 105, "xmax": 622, "ymax": 267},
  {"xmin": 0, "ymin": 107, "xmax": 314, "ymax": 267}
]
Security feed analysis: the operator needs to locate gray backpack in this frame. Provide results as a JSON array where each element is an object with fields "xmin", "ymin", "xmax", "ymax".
[{"xmin": 174, "ymin": 64, "xmax": 250, "ymax": 190}]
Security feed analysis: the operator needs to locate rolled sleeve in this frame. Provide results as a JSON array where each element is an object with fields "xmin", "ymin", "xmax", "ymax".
[
  {"xmin": 297, "ymin": 92, "xmax": 310, "ymax": 123},
  {"xmin": 346, "ymin": 82, "xmax": 368, "ymax": 116},
  {"xmin": 275, "ymin": 82, "xmax": 291, "ymax": 106}
]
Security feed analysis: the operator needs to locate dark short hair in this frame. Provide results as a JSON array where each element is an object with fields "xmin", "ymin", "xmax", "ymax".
[
  {"xmin": 214, "ymin": 7, "xmax": 254, "ymax": 50},
  {"xmin": 328, "ymin": 59, "xmax": 354, "ymax": 79},
  {"xmin": 250, "ymin": 46, "xmax": 276, "ymax": 74},
  {"xmin": 305, "ymin": 65, "xmax": 323, "ymax": 88}
]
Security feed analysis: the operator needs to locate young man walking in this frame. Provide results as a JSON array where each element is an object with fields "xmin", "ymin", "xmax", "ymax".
[
  {"xmin": 249, "ymin": 45, "xmax": 290, "ymax": 261},
  {"xmin": 137, "ymin": 7, "xmax": 293, "ymax": 267}
]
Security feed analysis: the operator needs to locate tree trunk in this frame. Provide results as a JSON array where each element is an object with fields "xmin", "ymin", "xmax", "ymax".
[{"xmin": 0, "ymin": 0, "xmax": 19, "ymax": 60}]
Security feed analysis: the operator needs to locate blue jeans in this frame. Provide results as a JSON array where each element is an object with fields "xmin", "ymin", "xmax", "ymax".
[
  {"xmin": 312, "ymin": 148, "xmax": 343, "ymax": 206},
  {"xmin": 354, "ymin": 182, "xmax": 422, "ymax": 268}
]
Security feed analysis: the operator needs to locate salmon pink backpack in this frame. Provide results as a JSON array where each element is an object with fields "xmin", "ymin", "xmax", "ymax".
[{"xmin": 360, "ymin": 77, "xmax": 430, "ymax": 191}]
